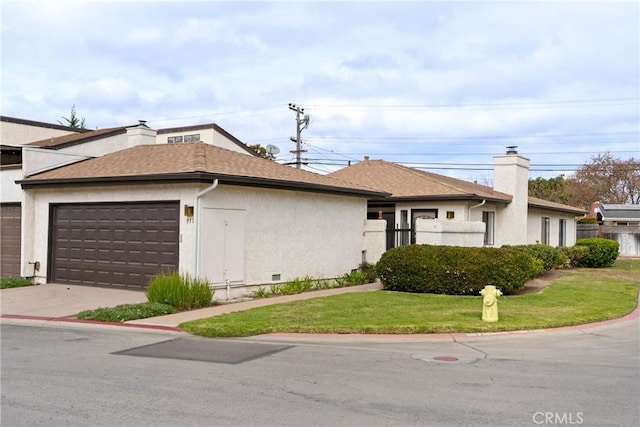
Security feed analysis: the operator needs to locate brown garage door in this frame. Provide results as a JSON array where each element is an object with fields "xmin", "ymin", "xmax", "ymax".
[
  {"xmin": 1, "ymin": 204, "xmax": 21, "ymax": 278},
  {"xmin": 50, "ymin": 202, "xmax": 179, "ymax": 288}
]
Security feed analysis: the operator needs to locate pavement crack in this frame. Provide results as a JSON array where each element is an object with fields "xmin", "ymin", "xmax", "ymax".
[{"xmin": 452, "ymin": 338, "xmax": 489, "ymax": 359}]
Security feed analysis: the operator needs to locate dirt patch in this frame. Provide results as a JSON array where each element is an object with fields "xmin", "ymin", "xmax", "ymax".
[{"xmin": 513, "ymin": 269, "xmax": 573, "ymax": 295}]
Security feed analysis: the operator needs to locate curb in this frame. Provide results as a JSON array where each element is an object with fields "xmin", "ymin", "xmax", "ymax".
[
  {"xmin": 2, "ymin": 292, "xmax": 638, "ymax": 340},
  {"xmin": 0, "ymin": 314, "xmax": 181, "ymax": 332}
]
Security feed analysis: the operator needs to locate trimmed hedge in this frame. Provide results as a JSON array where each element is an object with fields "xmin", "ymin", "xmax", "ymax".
[
  {"xmin": 376, "ymin": 245, "xmax": 544, "ymax": 296},
  {"xmin": 558, "ymin": 245, "xmax": 590, "ymax": 268},
  {"xmin": 574, "ymin": 238, "xmax": 619, "ymax": 268},
  {"xmin": 505, "ymin": 244, "xmax": 563, "ymax": 271}
]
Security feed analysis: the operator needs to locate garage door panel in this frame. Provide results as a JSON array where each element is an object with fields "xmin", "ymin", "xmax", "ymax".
[
  {"xmin": 50, "ymin": 202, "xmax": 179, "ymax": 288},
  {"xmin": 1, "ymin": 204, "xmax": 22, "ymax": 277}
]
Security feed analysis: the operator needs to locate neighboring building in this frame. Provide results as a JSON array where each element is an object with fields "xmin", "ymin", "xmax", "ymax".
[
  {"xmin": 157, "ymin": 123, "xmax": 259, "ymax": 156},
  {"xmin": 15, "ymin": 142, "xmax": 387, "ymax": 297},
  {"xmin": 329, "ymin": 149, "xmax": 586, "ymax": 250},
  {"xmin": 595, "ymin": 204, "xmax": 640, "ymax": 256},
  {"xmin": 1, "ymin": 116, "xmax": 88, "ymax": 277}
]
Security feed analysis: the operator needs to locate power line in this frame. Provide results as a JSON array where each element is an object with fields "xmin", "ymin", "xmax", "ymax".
[{"xmin": 304, "ymin": 97, "xmax": 639, "ymax": 110}]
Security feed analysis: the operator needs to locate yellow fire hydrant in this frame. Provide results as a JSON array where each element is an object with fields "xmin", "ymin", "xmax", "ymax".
[{"xmin": 480, "ymin": 285, "xmax": 502, "ymax": 322}]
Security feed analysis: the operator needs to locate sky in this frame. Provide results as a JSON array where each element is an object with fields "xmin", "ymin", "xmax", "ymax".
[{"xmin": 2, "ymin": 0, "xmax": 639, "ymax": 182}]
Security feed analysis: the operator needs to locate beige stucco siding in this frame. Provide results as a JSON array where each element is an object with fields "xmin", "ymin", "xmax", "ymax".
[
  {"xmin": 1, "ymin": 168, "xmax": 23, "ymax": 202},
  {"xmin": 22, "ymin": 182, "xmax": 367, "ymax": 286},
  {"xmin": 157, "ymin": 128, "xmax": 251, "ymax": 154},
  {"xmin": 199, "ymin": 185, "xmax": 367, "ymax": 285},
  {"xmin": 0, "ymin": 121, "xmax": 78, "ymax": 146},
  {"xmin": 527, "ymin": 208, "xmax": 578, "ymax": 247}
]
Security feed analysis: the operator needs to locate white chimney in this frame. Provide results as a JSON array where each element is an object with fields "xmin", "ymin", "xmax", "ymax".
[
  {"xmin": 493, "ymin": 147, "xmax": 530, "ymax": 245},
  {"xmin": 126, "ymin": 120, "xmax": 157, "ymax": 147}
]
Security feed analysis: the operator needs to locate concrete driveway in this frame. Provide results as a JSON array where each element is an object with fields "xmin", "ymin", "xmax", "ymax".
[
  {"xmin": 0, "ymin": 283, "xmax": 147, "ymax": 318},
  {"xmin": 0, "ymin": 282, "xmax": 383, "ymax": 329}
]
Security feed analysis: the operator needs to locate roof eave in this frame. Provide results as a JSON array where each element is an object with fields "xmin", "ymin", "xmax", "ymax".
[
  {"xmin": 18, "ymin": 172, "xmax": 389, "ymax": 198},
  {"xmin": 372, "ymin": 194, "xmax": 511, "ymax": 204},
  {"xmin": 528, "ymin": 201, "xmax": 588, "ymax": 215}
]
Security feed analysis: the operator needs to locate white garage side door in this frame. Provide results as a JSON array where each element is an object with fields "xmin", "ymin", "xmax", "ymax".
[{"xmin": 199, "ymin": 208, "xmax": 246, "ymax": 285}]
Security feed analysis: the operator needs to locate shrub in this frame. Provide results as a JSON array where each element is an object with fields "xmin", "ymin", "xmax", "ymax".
[
  {"xmin": 77, "ymin": 302, "xmax": 176, "ymax": 322},
  {"xmin": 146, "ymin": 272, "xmax": 213, "ymax": 310},
  {"xmin": 358, "ymin": 262, "xmax": 378, "ymax": 282},
  {"xmin": 376, "ymin": 245, "xmax": 544, "ymax": 295},
  {"xmin": 505, "ymin": 244, "xmax": 563, "ymax": 271},
  {"xmin": 0, "ymin": 277, "xmax": 32, "ymax": 289},
  {"xmin": 277, "ymin": 276, "xmax": 314, "ymax": 295},
  {"xmin": 574, "ymin": 238, "xmax": 619, "ymax": 268},
  {"xmin": 558, "ymin": 245, "xmax": 590, "ymax": 268},
  {"xmin": 336, "ymin": 269, "xmax": 369, "ymax": 287},
  {"xmin": 577, "ymin": 216, "xmax": 598, "ymax": 224}
]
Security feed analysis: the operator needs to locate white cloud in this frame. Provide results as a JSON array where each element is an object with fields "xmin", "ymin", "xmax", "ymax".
[{"xmin": 1, "ymin": 1, "xmax": 637, "ymax": 178}]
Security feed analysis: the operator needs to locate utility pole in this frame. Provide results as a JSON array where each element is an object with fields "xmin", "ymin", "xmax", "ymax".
[{"xmin": 288, "ymin": 103, "xmax": 310, "ymax": 169}]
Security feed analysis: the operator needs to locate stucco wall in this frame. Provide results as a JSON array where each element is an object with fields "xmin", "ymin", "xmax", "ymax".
[
  {"xmin": 363, "ymin": 219, "xmax": 386, "ymax": 264},
  {"xmin": 0, "ymin": 121, "xmax": 78, "ymax": 146},
  {"xmin": 415, "ymin": 218, "xmax": 485, "ymax": 247},
  {"xmin": 23, "ymin": 182, "xmax": 368, "ymax": 287},
  {"xmin": 157, "ymin": 128, "xmax": 251, "ymax": 154},
  {"xmin": 527, "ymin": 208, "xmax": 578, "ymax": 247},
  {"xmin": 0, "ymin": 167, "xmax": 23, "ymax": 202},
  {"xmin": 494, "ymin": 154, "xmax": 530, "ymax": 246},
  {"xmin": 199, "ymin": 185, "xmax": 368, "ymax": 285}
]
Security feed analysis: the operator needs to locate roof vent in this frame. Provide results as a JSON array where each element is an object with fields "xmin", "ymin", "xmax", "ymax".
[
  {"xmin": 138, "ymin": 120, "xmax": 148, "ymax": 127},
  {"xmin": 506, "ymin": 146, "xmax": 518, "ymax": 155}
]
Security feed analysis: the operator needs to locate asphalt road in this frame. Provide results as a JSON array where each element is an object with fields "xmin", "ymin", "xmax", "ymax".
[{"xmin": 1, "ymin": 320, "xmax": 638, "ymax": 427}]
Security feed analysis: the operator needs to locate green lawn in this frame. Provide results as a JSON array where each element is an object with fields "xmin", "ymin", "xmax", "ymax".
[{"xmin": 180, "ymin": 261, "xmax": 640, "ymax": 338}]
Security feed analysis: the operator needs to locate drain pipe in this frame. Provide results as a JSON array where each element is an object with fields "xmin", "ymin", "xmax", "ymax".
[
  {"xmin": 194, "ymin": 179, "xmax": 219, "ymax": 276},
  {"xmin": 468, "ymin": 199, "xmax": 486, "ymax": 220}
]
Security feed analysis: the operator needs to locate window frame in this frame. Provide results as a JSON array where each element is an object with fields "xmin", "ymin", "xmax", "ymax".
[
  {"xmin": 482, "ymin": 211, "xmax": 495, "ymax": 246},
  {"xmin": 559, "ymin": 218, "xmax": 567, "ymax": 247},
  {"xmin": 541, "ymin": 217, "xmax": 551, "ymax": 245}
]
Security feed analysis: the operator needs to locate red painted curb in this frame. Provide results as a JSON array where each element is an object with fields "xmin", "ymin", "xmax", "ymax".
[{"xmin": 0, "ymin": 314, "xmax": 181, "ymax": 332}]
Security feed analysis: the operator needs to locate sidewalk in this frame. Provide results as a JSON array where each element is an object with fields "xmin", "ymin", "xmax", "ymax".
[{"xmin": 126, "ymin": 283, "xmax": 382, "ymax": 328}]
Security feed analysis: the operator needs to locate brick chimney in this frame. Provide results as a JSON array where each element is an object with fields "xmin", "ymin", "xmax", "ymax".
[{"xmin": 493, "ymin": 146, "xmax": 530, "ymax": 245}]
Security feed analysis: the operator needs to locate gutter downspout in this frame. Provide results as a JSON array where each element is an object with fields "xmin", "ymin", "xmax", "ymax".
[
  {"xmin": 194, "ymin": 179, "xmax": 219, "ymax": 276},
  {"xmin": 468, "ymin": 199, "xmax": 486, "ymax": 220}
]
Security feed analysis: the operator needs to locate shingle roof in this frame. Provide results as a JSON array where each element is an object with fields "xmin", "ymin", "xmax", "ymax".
[
  {"xmin": 329, "ymin": 158, "xmax": 513, "ymax": 202},
  {"xmin": 19, "ymin": 142, "xmax": 388, "ymax": 198},
  {"xmin": 25, "ymin": 126, "xmax": 129, "ymax": 148},
  {"xmin": 330, "ymin": 158, "xmax": 587, "ymax": 214},
  {"xmin": 529, "ymin": 197, "xmax": 587, "ymax": 215}
]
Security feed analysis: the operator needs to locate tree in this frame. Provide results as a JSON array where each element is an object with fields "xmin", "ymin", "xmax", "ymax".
[
  {"xmin": 59, "ymin": 105, "xmax": 87, "ymax": 129},
  {"xmin": 566, "ymin": 152, "xmax": 639, "ymax": 208},
  {"xmin": 248, "ymin": 144, "xmax": 276, "ymax": 161},
  {"xmin": 528, "ymin": 175, "xmax": 574, "ymax": 205}
]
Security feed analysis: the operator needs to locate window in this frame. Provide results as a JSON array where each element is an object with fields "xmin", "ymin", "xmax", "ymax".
[
  {"xmin": 168, "ymin": 136, "xmax": 183, "ymax": 144},
  {"xmin": 541, "ymin": 217, "xmax": 550, "ymax": 244},
  {"xmin": 446, "ymin": 211, "xmax": 455, "ymax": 219},
  {"xmin": 482, "ymin": 211, "xmax": 495, "ymax": 245},
  {"xmin": 559, "ymin": 219, "xmax": 566, "ymax": 247},
  {"xmin": 184, "ymin": 134, "xmax": 200, "ymax": 142}
]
